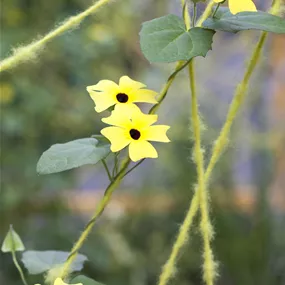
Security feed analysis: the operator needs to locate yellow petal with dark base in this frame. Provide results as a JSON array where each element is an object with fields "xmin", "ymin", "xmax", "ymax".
[
  {"xmin": 101, "ymin": 127, "xmax": 130, "ymax": 152},
  {"xmin": 129, "ymin": 140, "xmax": 158, "ymax": 162}
]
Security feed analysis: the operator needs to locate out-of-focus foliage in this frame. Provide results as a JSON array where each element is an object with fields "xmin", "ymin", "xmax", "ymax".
[{"xmin": 1, "ymin": 1, "xmax": 285, "ymax": 285}]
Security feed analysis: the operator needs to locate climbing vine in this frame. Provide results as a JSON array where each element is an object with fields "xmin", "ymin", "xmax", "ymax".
[{"xmin": 1, "ymin": 0, "xmax": 285, "ymax": 285}]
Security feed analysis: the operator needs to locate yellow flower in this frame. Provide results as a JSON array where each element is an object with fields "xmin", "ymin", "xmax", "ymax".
[
  {"xmin": 87, "ymin": 76, "xmax": 158, "ymax": 113},
  {"xmin": 214, "ymin": 0, "xmax": 257, "ymax": 15},
  {"xmin": 34, "ymin": 278, "xmax": 82, "ymax": 285},
  {"xmin": 101, "ymin": 105, "xmax": 170, "ymax": 162}
]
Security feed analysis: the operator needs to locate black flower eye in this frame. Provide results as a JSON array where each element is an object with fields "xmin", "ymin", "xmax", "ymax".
[
  {"xmin": 129, "ymin": 129, "xmax": 141, "ymax": 140},
  {"xmin": 116, "ymin": 93, "xmax": 128, "ymax": 103}
]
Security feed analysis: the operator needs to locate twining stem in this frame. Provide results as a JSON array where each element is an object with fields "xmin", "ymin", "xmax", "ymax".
[
  {"xmin": 157, "ymin": 1, "xmax": 281, "ymax": 284},
  {"xmin": 189, "ymin": 61, "xmax": 215, "ymax": 285},
  {"xmin": 102, "ymin": 159, "xmax": 112, "ymax": 182},
  {"xmin": 60, "ymin": 157, "xmax": 131, "ymax": 279},
  {"xmin": 157, "ymin": 1, "xmax": 216, "ymax": 284}
]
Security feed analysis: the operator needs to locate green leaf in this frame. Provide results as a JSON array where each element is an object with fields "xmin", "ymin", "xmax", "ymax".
[
  {"xmin": 1, "ymin": 225, "xmax": 25, "ymax": 253},
  {"xmin": 37, "ymin": 138, "xmax": 110, "ymax": 174},
  {"xmin": 21, "ymin": 250, "xmax": 87, "ymax": 275},
  {"xmin": 140, "ymin": 14, "xmax": 215, "ymax": 62},
  {"xmin": 203, "ymin": 9, "xmax": 285, "ymax": 34},
  {"xmin": 72, "ymin": 275, "xmax": 105, "ymax": 285}
]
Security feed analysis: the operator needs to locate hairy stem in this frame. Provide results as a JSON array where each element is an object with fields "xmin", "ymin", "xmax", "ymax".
[
  {"xmin": 156, "ymin": 0, "xmax": 283, "ymax": 284},
  {"xmin": 0, "ymin": 0, "xmax": 114, "ymax": 73},
  {"xmin": 189, "ymin": 61, "xmax": 215, "ymax": 285}
]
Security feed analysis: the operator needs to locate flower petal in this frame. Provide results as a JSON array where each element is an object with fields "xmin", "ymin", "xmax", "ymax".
[
  {"xmin": 54, "ymin": 278, "xmax": 82, "ymax": 285},
  {"xmin": 229, "ymin": 0, "xmax": 257, "ymax": 14},
  {"xmin": 144, "ymin": 125, "xmax": 170, "ymax": 142},
  {"xmin": 102, "ymin": 105, "xmax": 134, "ymax": 128},
  {"xmin": 101, "ymin": 126, "xmax": 130, "ymax": 152},
  {"xmin": 130, "ymin": 106, "xmax": 158, "ymax": 128},
  {"xmin": 128, "ymin": 140, "xmax": 158, "ymax": 162},
  {"xmin": 119, "ymin": 76, "xmax": 146, "ymax": 93},
  {"xmin": 87, "ymin": 80, "xmax": 119, "ymax": 93},
  {"xmin": 131, "ymin": 89, "xmax": 158, "ymax": 104},
  {"xmin": 89, "ymin": 91, "xmax": 116, "ymax": 113}
]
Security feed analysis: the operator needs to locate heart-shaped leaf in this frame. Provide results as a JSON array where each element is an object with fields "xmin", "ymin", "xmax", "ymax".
[
  {"xmin": 140, "ymin": 14, "xmax": 215, "ymax": 63},
  {"xmin": 21, "ymin": 250, "xmax": 87, "ymax": 275},
  {"xmin": 203, "ymin": 9, "xmax": 285, "ymax": 34},
  {"xmin": 37, "ymin": 138, "xmax": 110, "ymax": 174},
  {"xmin": 72, "ymin": 275, "xmax": 105, "ymax": 285}
]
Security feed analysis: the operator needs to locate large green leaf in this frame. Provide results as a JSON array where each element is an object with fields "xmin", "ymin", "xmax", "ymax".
[
  {"xmin": 1, "ymin": 225, "xmax": 25, "ymax": 253},
  {"xmin": 140, "ymin": 14, "xmax": 215, "ymax": 62},
  {"xmin": 21, "ymin": 250, "xmax": 87, "ymax": 275},
  {"xmin": 72, "ymin": 275, "xmax": 104, "ymax": 285},
  {"xmin": 203, "ymin": 9, "xmax": 285, "ymax": 34},
  {"xmin": 37, "ymin": 138, "xmax": 110, "ymax": 174}
]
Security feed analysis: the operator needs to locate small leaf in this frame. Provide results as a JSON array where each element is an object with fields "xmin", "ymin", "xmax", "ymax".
[
  {"xmin": 21, "ymin": 250, "xmax": 87, "ymax": 275},
  {"xmin": 1, "ymin": 225, "xmax": 25, "ymax": 253},
  {"xmin": 140, "ymin": 14, "xmax": 215, "ymax": 62},
  {"xmin": 37, "ymin": 138, "xmax": 110, "ymax": 174},
  {"xmin": 203, "ymin": 9, "xmax": 285, "ymax": 34},
  {"xmin": 72, "ymin": 275, "xmax": 104, "ymax": 285}
]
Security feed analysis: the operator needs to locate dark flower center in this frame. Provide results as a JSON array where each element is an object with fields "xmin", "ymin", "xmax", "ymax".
[
  {"xmin": 116, "ymin": 93, "xmax": 129, "ymax": 103},
  {"xmin": 129, "ymin": 129, "xmax": 141, "ymax": 140}
]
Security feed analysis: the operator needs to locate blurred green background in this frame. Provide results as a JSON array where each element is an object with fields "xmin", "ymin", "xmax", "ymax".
[{"xmin": 1, "ymin": 0, "xmax": 285, "ymax": 284}]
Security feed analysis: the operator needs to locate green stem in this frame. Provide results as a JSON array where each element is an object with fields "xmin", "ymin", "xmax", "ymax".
[
  {"xmin": 121, "ymin": 159, "xmax": 145, "ymax": 179},
  {"xmin": 196, "ymin": 0, "xmax": 215, "ymax": 27},
  {"xmin": 212, "ymin": 3, "xmax": 220, "ymax": 18},
  {"xmin": 150, "ymin": 59, "xmax": 191, "ymax": 115},
  {"xmin": 11, "ymin": 251, "xmax": 29, "ymax": 285},
  {"xmin": 102, "ymin": 159, "xmax": 112, "ymax": 182},
  {"xmin": 182, "ymin": 0, "xmax": 191, "ymax": 30},
  {"xmin": 192, "ymin": 3, "xmax": 197, "ymax": 27},
  {"xmin": 112, "ymin": 152, "xmax": 119, "ymax": 178}
]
